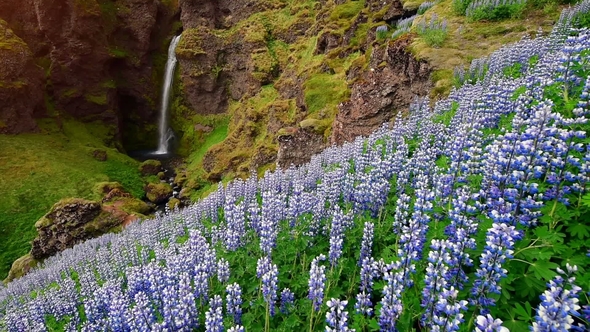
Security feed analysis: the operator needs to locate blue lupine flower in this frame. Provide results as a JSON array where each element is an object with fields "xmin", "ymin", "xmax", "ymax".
[
  {"xmin": 262, "ymin": 262, "xmax": 279, "ymax": 316},
  {"xmin": 531, "ymin": 264, "xmax": 582, "ymax": 332},
  {"xmin": 475, "ymin": 314, "xmax": 509, "ymax": 332},
  {"xmin": 280, "ymin": 288, "xmax": 295, "ymax": 314},
  {"xmin": 226, "ymin": 283, "xmax": 243, "ymax": 325},
  {"xmin": 205, "ymin": 295, "xmax": 224, "ymax": 332},
  {"xmin": 471, "ymin": 222, "xmax": 522, "ymax": 310},
  {"xmin": 326, "ymin": 298, "xmax": 355, "ymax": 332},
  {"xmin": 309, "ymin": 254, "xmax": 327, "ymax": 312}
]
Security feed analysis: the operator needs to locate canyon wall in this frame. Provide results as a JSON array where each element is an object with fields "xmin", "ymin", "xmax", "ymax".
[{"xmin": 0, "ymin": 0, "xmax": 178, "ymax": 147}]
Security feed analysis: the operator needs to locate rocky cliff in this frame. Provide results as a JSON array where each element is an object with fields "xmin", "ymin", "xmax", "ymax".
[
  {"xmin": 0, "ymin": 0, "xmax": 178, "ymax": 147},
  {"xmin": 172, "ymin": 0, "xmax": 432, "ymax": 189}
]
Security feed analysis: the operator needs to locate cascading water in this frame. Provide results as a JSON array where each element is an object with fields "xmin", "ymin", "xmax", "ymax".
[{"xmin": 155, "ymin": 35, "xmax": 182, "ymax": 155}]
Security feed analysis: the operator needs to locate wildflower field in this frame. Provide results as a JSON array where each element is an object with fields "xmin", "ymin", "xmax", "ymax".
[{"xmin": 2, "ymin": 2, "xmax": 590, "ymax": 331}]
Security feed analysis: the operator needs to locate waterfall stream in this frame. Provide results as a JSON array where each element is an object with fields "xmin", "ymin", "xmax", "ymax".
[{"xmin": 155, "ymin": 35, "xmax": 181, "ymax": 155}]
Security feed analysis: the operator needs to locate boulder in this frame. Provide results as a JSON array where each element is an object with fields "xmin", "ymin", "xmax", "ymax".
[
  {"xmin": 30, "ymin": 199, "xmax": 120, "ymax": 259},
  {"xmin": 139, "ymin": 159, "xmax": 163, "ymax": 176},
  {"xmin": 145, "ymin": 182, "xmax": 173, "ymax": 204},
  {"xmin": 4, "ymin": 254, "xmax": 38, "ymax": 283}
]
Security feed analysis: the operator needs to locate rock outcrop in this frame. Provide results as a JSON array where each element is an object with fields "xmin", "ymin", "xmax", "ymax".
[
  {"xmin": 31, "ymin": 199, "xmax": 110, "ymax": 259},
  {"xmin": 277, "ymin": 127, "xmax": 327, "ymax": 168},
  {"xmin": 0, "ymin": 21, "xmax": 45, "ymax": 134},
  {"xmin": 331, "ymin": 35, "xmax": 432, "ymax": 145}
]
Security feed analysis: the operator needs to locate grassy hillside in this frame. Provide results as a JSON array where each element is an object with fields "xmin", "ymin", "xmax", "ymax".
[{"xmin": 0, "ymin": 119, "xmax": 144, "ymax": 279}]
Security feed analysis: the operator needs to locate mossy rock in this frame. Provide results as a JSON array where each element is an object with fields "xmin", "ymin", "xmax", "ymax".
[
  {"xmin": 157, "ymin": 171, "xmax": 166, "ymax": 180},
  {"xmin": 4, "ymin": 254, "xmax": 38, "ymax": 283},
  {"xmin": 168, "ymin": 198, "xmax": 180, "ymax": 210},
  {"xmin": 145, "ymin": 182, "xmax": 173, "ymax": 204},
  {"xmin": 299, "ymin": 118, "xmax": 330, "ymax": 135},
  {"xmin": 110, "ymin": 197, "xmax": 152, "ymax": 215},
  {"xmin": 277, "ymin": 126, "xmax": 298, "ymax": 138},
  {"xmin": 139, "ymin": 159, "xmax": 162, "ymax": 176},
  {"xmin": 93, "ymin": 181, "xmax": 125, "ymax": 197},
  {"xmin": 82, "ymin": 211, "xmax": 121, "ymax": 236}
]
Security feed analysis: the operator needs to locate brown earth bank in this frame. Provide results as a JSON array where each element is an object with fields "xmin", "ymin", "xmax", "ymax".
[{"xmin": 0, "ymin": 0, "xmax": 178, "ymax": 148}]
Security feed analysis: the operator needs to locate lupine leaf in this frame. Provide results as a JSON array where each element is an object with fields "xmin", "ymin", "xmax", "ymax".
[
  {"xmin": 528, "ymin": 260, "xmax": 558, "ymax": 281},
  {"xmin": 567, "ymin": 222, "xmax": 590, "ymax": 239}
]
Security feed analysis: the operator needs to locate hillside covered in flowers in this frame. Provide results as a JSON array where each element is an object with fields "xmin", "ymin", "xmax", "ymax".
[{"xmin": 2, "ymin": 1, "xmax": 590, "ymax": 331}]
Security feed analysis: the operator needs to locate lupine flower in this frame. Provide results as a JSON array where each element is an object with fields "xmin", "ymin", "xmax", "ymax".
[
  {"xmin": 280, "ymin": 288, "xmax": 295, "ymax": 314},
  {"xmin": 205, "ymin": 295, "xmax": 224, "ymax": 332},
  {"xmin": 379, "ymin": 261, "xmax": 405, "ymax": 332},
  {"xmin": 217, "ymin": 258, "xmax": 230, "ymax": 283},
  {"xmin": 471, "ymin": 222, "xmax": 522, "ymax": 310},
  {"xmin": 226, "ymin": 283, "xmax": 243, "ymax": 325},
  {"xmin": 326, "ymin": 298, "xmax": 355, "ymax": 332},
  {"xmin": 531, "ymin": 264, "xmax": 582, "ymax": 332},
  {"xmin": 309, "ymin": 254, "xmax": 327, "ymax": 312},
  {"xmin": 329, "ymin": 206, "xmax": 345, "ymax": 268},
  {"xmin": 262, "ymin": 262, "xmax": 279, "ymax": 316},
  {"xmin": 358, "ymin": 222, "xmax": 374, "ymax": 266},
  {"xmin": 475, "ymin": 314, "xmax": 509, "ymax": 332},
  {"xmin": 228, "ymin": 325, "xmax": 244, "ymax": 332}
]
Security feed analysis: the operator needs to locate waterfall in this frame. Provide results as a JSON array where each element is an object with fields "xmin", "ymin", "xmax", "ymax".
[{"xmin": 155, "ymin": 35, "xmax": 182, "ymax": 155}]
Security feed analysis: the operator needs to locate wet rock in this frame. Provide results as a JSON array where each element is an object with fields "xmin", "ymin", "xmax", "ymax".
[
  {"xmin": 139, "ymin": 159, "xmax": 163, "ymax": 176},
  {"xmin": 145, "ymin": 182, "xmax": 173, "ymax": 204}
]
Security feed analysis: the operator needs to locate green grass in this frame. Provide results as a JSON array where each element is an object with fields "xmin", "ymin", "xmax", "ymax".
[
  {"xmin": 0, "ymin": 119, "xmax": 143, "ymax": 280},
  {"xmin": 304, "ymin": 73, "xmax": 350, "ymax": 115}
]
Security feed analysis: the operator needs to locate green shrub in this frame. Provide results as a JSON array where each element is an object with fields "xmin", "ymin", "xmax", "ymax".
[
  {"xmin": 416, "ymin": 15, "xmax": 448, "ymax": 48},
  {"xmin": 466, "ymin": 0, "xmax": 527, "ymax": 21}
]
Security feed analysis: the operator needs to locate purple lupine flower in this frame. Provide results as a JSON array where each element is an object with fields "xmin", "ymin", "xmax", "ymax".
[
  {"xmin": 280, "ymin": 288, "xmax": 295, "ymax": 314},
  {"xmin": 358, "ymin": 222, "xmax": 374, "ymax": 267},
  {"xmin": 421, "ymin": 239, "xmax": 453, "ymax": 328},
  {"xmin": 326, "ymin": 298, "xmax": 355, "ymax": 332},
  {"xmin": 531, "ymin": 264, "xmax": 582, "ymax": 332},
  {"xmin": 309, "ymin": 254, "xmax": 327, "ymax": 312},
  {"xmin": 475, "ymin": 314, "xmax": 509, "ymax": 332},
  {"xmin": 129, "ymin": 292, "xmax": 156, "ymax": 331},
  {"xmin": 471, "ymin": 222, "xmax": 522, "ymax": 311},
  {"xmin": 432, "ymin": 286, "xmax": 468, "ymax": 332},
  {"xmin": 355, "ymin": 257, "xmax": 377, "ymax": 316},
  {"xmin": 262, "ymin": 262, "xmax": 279, "ymax": 316},
  {"xmin": 329, "ymin": 206, "xmax": 345, "ymax": 268},
  {"xmin": 226, "ymin": 283, "xmax": 243, "ymax": 325},
  {"xmin": 379, "ymin": 261, "xmax": 405, "ymax": 332},
  {"xmin": 205, "ymin": 295, "xmax": 224, "ymax": 332},
  {"xmin": 217, "ymin": 258, "xmax": 230, "ymax": 284}
]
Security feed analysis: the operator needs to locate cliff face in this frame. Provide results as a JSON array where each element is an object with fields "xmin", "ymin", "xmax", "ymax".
[
  {"xmin": 0, "ymin": 20, "xmax": 45, "ymax": 134},
  {"xmin": 0, "ymin": 0, "xmax": 178, "ymax": 144},
  {"xmin": 173, "ymin": 0, "xmax": 431, "ymax": 185}
]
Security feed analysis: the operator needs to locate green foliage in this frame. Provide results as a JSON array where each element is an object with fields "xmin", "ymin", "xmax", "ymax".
[
  {"xmin": 467, "ymin": 2, "xmax": 527, "ymax": 21},
  {"xmin": 330, "ymin": 1, "xmax": 365, "ymax": 21},
  {"xmin": 453, "ymin": 0, "xmax": 472, "ymax": 15},
  {"xmin": 418, "ymin": 26, "xmax": 448, "ymax": 48}
]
